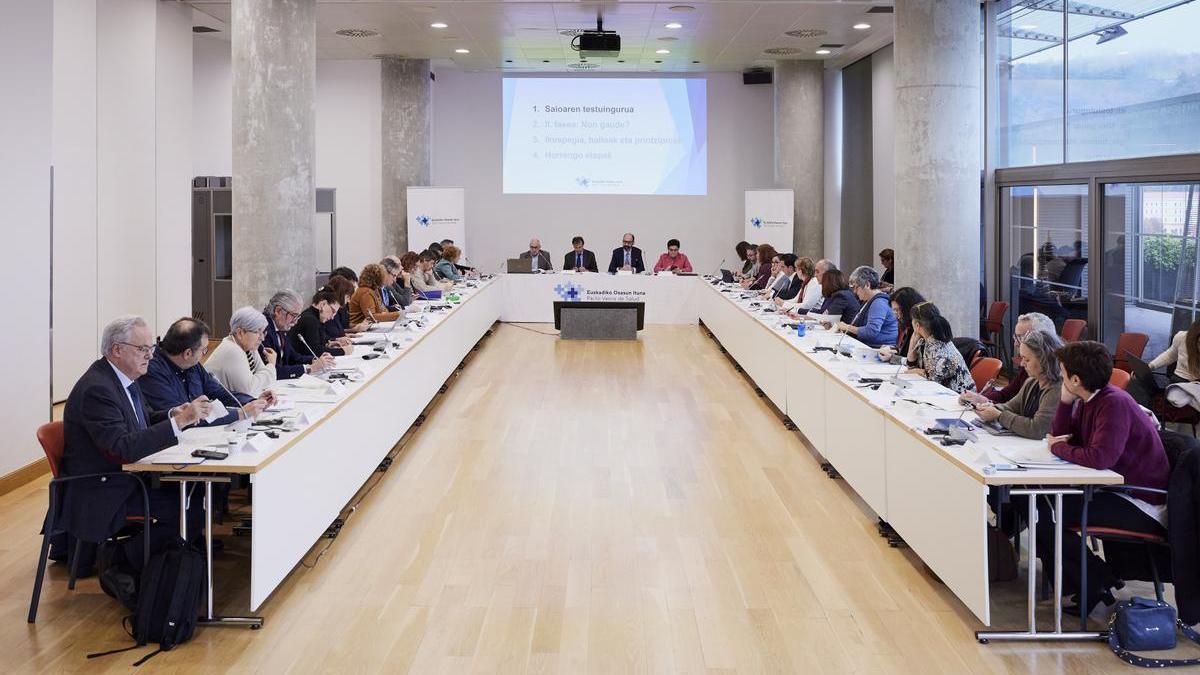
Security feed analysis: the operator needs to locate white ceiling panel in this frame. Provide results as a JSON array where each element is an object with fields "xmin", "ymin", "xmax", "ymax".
[{"xmin": 187, "ymin": 1, "xmax": 894, "ymax": 72}]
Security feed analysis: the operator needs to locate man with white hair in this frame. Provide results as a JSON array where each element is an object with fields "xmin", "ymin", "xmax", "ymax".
[
  {"xmin": 262, "ymin": 289, "xmax": 335, "ymax": 379},
  {"xmin": 518, "ymin": 238, "xmax": 553, "ymax": 271},
  {"xmin": 57, "ymin": 315, "xmax": 209, "ymax": 573},
  {"xmin": 960, "ymin": 311, "xmax": 1057, "ymax": 405}
]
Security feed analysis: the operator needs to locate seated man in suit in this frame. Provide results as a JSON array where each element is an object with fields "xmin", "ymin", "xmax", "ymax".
[
  {"xmin": 774, "ymin": 254, "xmax": 804, "ymax": 301},
  {"xmin": 262, "ymin": 289, "xmax": 336, "ymax": 380},
  {"xmin": 563, "ymin": 236, "xmax": 598, "ymax": 272},
  {"xmin": 518, "ymin": 238, "xmax": 553, "ymax": 271},
  {"xmin": 59, "ymin": 315, "xmax": 208, "ymax": 572},
  {"xmin": 141, "ymin": 317, "xmax": 273, "ymax": 421},
  {"xmin": 608, "ymin": 232, "xmax": 645, "ymax": 273},
  {"xmin": 381, "ymin": 255, "xmax": 413, "ymax": 310}
]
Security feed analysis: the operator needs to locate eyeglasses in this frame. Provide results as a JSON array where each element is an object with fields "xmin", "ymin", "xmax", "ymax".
[{"xmin": 118, "ymin": 342, "xmax": 156, "ymax": 357}]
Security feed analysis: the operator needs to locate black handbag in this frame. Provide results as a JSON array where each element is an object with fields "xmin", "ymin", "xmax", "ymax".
[{"xmin": 1108, "ymin": 597, "xmax": 1200, "ymax": 667}]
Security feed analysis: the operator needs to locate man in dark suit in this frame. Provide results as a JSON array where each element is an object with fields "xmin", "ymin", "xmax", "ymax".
[
  {"xmin": 775, "ymin": 254, "xmax": 804, "ymax": 301},
  {"xmin": 518, "ymin": 238, "xmax": 554, "ymax": 271},
  {"xmin": 261, "ymin": 289, "xmax": 335, "ymax": 380},
  {"xmin": 563, "ymin": 235, "xmax": 599, "ymax": 272},
  {"xmin": 60, "ymin": 315, "xmax": 207, "ymax": 571},
  {"xmin": 607, "ymin": 232, "xmax": 645, "ymax": 273},
  {"xmin": 142, "ymin": 317, "xmax": 274, "ymax": 419}
]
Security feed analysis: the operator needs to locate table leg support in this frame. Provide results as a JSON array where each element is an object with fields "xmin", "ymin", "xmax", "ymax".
[{"xmin": 162, "ymin": 475, "xmax": 264, "ymax": 630}]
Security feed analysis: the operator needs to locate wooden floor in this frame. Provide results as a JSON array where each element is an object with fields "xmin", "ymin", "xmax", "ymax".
[{"xmin": 0, "ymin": 324, "xmax": 1144, "ymax": 672}]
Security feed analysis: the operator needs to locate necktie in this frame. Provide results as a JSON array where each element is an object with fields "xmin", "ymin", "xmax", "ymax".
[
  {"xmin": 624, "ymin": 249, "xmax": 631, "ymax": 267},
  {"xmin": 576, "ymin": 252, "xmax": 582, "ymax": 268},
  {"xmin": 127, "ymin": 383, "xmax": 146, "ymax": 430}
]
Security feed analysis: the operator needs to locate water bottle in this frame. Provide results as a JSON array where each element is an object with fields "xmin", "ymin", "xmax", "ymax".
[{"xmin": 796, "ymin": 321, "xmax": 806, "ymax": 338}]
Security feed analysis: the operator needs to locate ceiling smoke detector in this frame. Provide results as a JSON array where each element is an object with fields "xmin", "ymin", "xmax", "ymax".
[
  {"xmin": 785, "ymin": 28, "xmax": 828, "ymax": 38},
  {"xmin": 335, "ymin": 28, "xmax": 379, "ymax": 38}
]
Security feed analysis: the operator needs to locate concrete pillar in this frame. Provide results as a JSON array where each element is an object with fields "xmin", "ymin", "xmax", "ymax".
[
  {"xmin": 381, "ymin": 58, "xmax": 431, "ymax": 255},
  {"xmin": 773, "ymin": 60, "xmax": 824, "ymax": 258},
  {"xmin": 894, "ymin": 0, "xmax": 981, "ymax": 337},
  {"xmin": 231, "ymin": 0, "xmax": 316, "ymax": 309}
]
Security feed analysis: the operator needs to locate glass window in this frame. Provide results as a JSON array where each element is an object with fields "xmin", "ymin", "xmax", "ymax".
[
  {"xmin": 1001, "ymin": 184, "xmax": 1090, "ymax": 333},
  {"xmin": 996, "ymin": 1, "xmax": 1065, "ymax": 166},
  {"xmin": 1066, "ymin": 1, "xmax": 1200, "ymax": 162},
  {"xmin": 1101, "ymin": 182, "xmax": 1200, "ymax": 361}
]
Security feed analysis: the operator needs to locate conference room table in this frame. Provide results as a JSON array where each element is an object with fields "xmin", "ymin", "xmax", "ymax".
[
  {"xmin": 500, "ymin": 270, "xmax": 700, "ymax": 324},
  {"xmin": 695, "ymin": 279, "xmax": 1121, "ymax": 641},
  {"xmin": 126, "ymin": 278, "xmax": 503, "ymax": 625},
  {"xmin": 125, "ymin": 272, "xmax": 1120, "ymax": 641}
]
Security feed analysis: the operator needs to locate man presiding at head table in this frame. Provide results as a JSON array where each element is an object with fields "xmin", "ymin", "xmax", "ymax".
[
  {"xmin": 563, "ymin": 235, "xmax": 598, "ymax": 272},
  {"xmin": 518, "ymin": 238, "xmax": 553, "ymax": 272},
  {"xmin": 608, "ymin": 232, "xmax": 645, "ymax": 274}
]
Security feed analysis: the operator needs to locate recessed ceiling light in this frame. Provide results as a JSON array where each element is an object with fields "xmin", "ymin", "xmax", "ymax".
[
  {"xmin": 455, "ymin": 48, "xmax": 470, "ymax": 54},
  {"xmin": 815, "ymin": 49, "xmax": 831, "ymax": 55},
  {"xmin": 853, "ymin": 23, "xmax": 871, "ymax": 30},
  {"xmin": 655, "ymin": 60, "xmax": 663, "ymax": 64},
  {"xmin": 668, "ymin": 5, "xmax": 695, "ymax": 12},
  {"xmin": 665, "ymin": 22, "xmax": 683, "ymax": 29},
  {"xmin": 1117, "ymin": 50, "xmax": 1130, "ymax": 55},
  {"xmin": 430, "ymin": 22, "xmax": 447, "ymax": 29},
  {"xmin": 656, "ymin": 48, "xmax": 670, "ymax": 54}
]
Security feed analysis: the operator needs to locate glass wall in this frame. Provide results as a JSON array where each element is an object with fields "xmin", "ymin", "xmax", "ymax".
[
  {"xmin": 1001, "ymin": 184, "xmax": 1090, "ymax": 331},
  {"xmin": 996, "ymin": 0, "xmax": 1200, "ymax": 167},
  {"xmin": 1102, "ymin": 182, "xmax": 1200, "ymax": 359}
]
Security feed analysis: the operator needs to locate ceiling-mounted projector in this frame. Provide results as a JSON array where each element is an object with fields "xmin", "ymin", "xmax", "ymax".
[{"xmin": 572, "ymin": 14, "xmax": 620, "ymax": 58}]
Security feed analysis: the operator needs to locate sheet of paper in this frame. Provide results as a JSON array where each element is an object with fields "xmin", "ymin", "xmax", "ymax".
[
  {"xmin": 264, "ymin": 397, "xmax": 295, "ymax": 412},
  {"xmin": 996, "ymin": 444, "xmax": 1073, "ymax": 467},
  {"xmin": 276, "ymin": 374, "xmax": 334, "ymax": 390},
  {"xmin": 146, "ymin": 447, "xmax": 207, "ymax": 465},
  {"xmin": 350, "ymin": 334, "xmax": 387, "ymax": 345},
  {"xmin": 204, "ymin": 402, "xmax": 230, "ymax": 424},
  {"xmin": 899, "ymin": 394, "xmax": 967, "ymax": 412},
  {"xmin": 366, "ymin": 321, "xmax": 395, "ymax": 332}
]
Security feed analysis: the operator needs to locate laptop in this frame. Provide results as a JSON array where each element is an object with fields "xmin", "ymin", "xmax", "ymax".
[
  {"xmin": 720, "ymin": 268, "xmax": 735, "ymax": 283},
  {"xmin": 506, "ymin": 258, "xmax": 534, "ymax": 274}
]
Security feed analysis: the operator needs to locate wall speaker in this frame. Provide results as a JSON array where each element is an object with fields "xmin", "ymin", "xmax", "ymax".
[{"xmin": 742, "ymin": 69, "xmax": 772, "ymax": 85}]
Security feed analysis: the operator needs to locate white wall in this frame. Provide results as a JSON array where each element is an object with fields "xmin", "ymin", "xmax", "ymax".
[
  {"xmin": 193, "ymin": 42, "xmax": 384, "ymax": 273},
  {"xmin": 432, "ymin": 71, "xmax": 774, "ymax": 273},
  {"xmin": 51, "ymin": 0, "xmax": 192, "ymax": 401},
  {"xmin": 822, "ymin": 67, "xmax": 843, "ymax": 265},
  {"xmin": 52, "ymin": 0, "xmax": 98, "ymax": 399},
  {"xmin": 192, "ymin": 37, "xmax": 232, "ymax": 177},
  {"xmin": 0, "ymin": 0, "xmax": 53, "ymax": 476},
  {"xmin": 871, "ymin": 44, "xmax": 895, "ymax": 255},
  {"xmin": 315, "ymin": 60, "xmax": 382, "ymax": 272}
]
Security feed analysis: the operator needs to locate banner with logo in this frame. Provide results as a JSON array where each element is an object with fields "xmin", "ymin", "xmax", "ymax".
[
  {"xmin": 407, "ymin": 186, "xmax": 467, "ymax": 257},
  {"xmin": 744, "ymin": 189, "xmax": 794, "ymax": 253}
]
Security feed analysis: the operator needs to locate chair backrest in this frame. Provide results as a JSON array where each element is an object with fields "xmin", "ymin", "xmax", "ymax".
[
  {"xmin": 1114, "ymin": 332, "xmax": 1150, "ymax": 372},
  {"xmin": 984, "ymin": 301, "xmax": 1009, "ymax": 333},
  {"xmin": 1109, "ymin": 368, "xmax": 1131, "ymax": 390},
  {"xmin": 952, "ymin": 337, "xmax": 986, "ymax": 367},
  {"xmin": 1061, "ymin": 319, "xmax": 1087, "ymax": 343},
  {"xmin": 37, "ymin": 421, "xmax": 66, "ymax": 478},
  {"xmin": 970, "ymin": 357, "xmax": 1003, "ymax": 392}
]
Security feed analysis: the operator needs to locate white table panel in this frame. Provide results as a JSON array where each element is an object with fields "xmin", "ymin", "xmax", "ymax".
[
  {"xmin": 885, "ymin": 423, "xmax": 991, "ymax": 625},
  {"xmin": 824, "ymin": 380, "xmax": 888, "ymax": 519},
  {"xmin": 786, "ymin": 354, "xmax": 828, "ymax": 457}
]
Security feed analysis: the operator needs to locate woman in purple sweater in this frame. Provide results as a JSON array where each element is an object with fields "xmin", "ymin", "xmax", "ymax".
[{"xmin": 1035, "ymin": 341, "xmax": 1170, "ymax": 614}]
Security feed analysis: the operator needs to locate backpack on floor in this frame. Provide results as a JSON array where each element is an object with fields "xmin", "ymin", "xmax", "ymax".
[{"xmin": 88, "ymin": 538, "xmax": 206, "ymax": 666}]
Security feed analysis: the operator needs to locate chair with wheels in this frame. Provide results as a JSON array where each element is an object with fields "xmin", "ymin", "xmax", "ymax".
[
  {"xmin": 28, "ymin": 421, "xmax": 151, "ymax": 623},
  {"xmin": 980, "ymin": 301, "xmax": 1010, "ymax": 365},
  {"xmin": 1109, "ymin": 369, "xmax": 1131, "ymax": 390}
]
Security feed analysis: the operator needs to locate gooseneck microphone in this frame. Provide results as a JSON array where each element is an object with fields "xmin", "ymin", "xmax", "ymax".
[{"xmin": 212, "ymin": 376, "xmax": 253, "ymax": 433}]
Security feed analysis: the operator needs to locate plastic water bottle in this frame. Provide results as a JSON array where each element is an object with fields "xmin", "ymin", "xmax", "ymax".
[{"xmin": 796, "ymin": 322, "xmax": 806, "ymax": 338}]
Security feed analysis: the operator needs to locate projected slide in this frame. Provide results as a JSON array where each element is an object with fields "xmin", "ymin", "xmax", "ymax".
[{"xmin": 503, "ymin": 78, "xmax": 707, "ymax": 195}]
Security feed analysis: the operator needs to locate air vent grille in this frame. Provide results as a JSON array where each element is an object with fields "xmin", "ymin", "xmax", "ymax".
[
  {"xmin": 784, "ymin": 29, "xmax": 827, "ymax": 38},
  {"xmin": 866, "ymin": 6, "xmax": 895, "ymax": 13},
  {"xmin": 763, "ymin": 47, "xmax": 804, "ymax": 56},
  {"xmin": 335, "ymin": 28, "xmax": 379, "ymax": 38},
  {"xmin": 192, "ymin": 26, "xmax": 219, "ymax": 34}
]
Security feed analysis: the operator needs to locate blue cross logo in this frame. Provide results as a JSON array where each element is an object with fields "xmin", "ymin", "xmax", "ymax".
[
  {"xmin": 416, "ymin": 214, "xmax": 431, "ymax": 227},
  {"xmin": 554, "ymin": 282, "xmax": 583, "ymax": 301},
  {"xmin": 751, "ymin": 217, "xmax": 762, "ymax": 229},
  {"xmin": 576, "ymin": 177, "xmax": 591, "ymax": 188}
]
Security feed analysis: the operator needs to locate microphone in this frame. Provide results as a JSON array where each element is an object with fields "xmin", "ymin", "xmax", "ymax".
[
  {"xmin": 366, "ymin": 308, "xmax": 378, "ymax": 330},
  {"xmin": 212, "ymin": 376, "xmax": 253, "ymax": 433},
  {"xmin": 710, "ymin": 257, "xmax": 726, "ymax": 279},
  {"xmin": 296, "ymin": 333, "xmax": 325, "ymax": 364}
]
